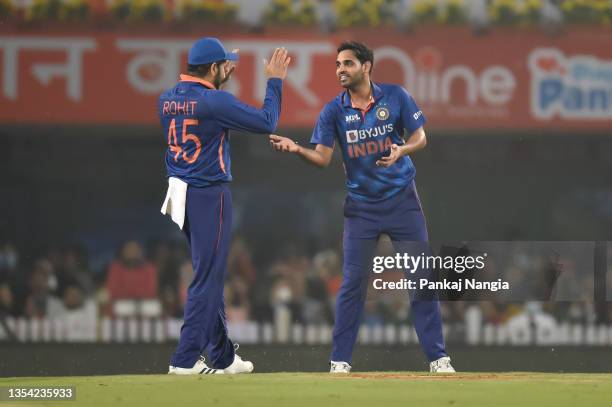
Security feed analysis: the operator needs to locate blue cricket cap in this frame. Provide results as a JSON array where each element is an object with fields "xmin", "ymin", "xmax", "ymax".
[{"xmin": 188, "ymin": 37, "xmax": 238, "ymax": 65}]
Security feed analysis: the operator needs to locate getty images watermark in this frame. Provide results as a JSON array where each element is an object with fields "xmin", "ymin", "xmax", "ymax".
[{"xmin": 371, "ymin": 252, "xmax": 511, "ymax": 292}]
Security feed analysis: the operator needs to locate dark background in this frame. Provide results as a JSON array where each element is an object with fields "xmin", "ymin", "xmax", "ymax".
[{"xmin": 3, "ymin": 127, "xmax": 612, "ymax": 259}]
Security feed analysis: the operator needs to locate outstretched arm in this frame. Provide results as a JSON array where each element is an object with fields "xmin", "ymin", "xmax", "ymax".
[{"xmin": 269, "ymin": 134, "xmax": 334, "ymax": 168}]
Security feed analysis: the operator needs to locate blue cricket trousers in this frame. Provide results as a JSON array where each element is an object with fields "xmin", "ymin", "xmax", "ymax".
[
  {"xmin": 331, "ymin": 181, "xmax": 447, "ymax": 364},
  {"xmin": 170, "ymin": 183, "xmax": 235, "ymax": 369}
]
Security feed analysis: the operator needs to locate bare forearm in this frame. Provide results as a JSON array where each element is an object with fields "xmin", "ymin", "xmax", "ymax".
[
  {"xmin": 398, "ymin": 128, "xmax": 427, "ymax": 156},
  {"xmin": 270, "ymin": 134, "xmax": 333, "ymax": 167},
  {"xmin": 296, "ymin": 145, "xmax": 330, "ymax": 168}
]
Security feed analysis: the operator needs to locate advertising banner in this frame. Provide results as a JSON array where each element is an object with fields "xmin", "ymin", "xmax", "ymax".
[{"xmin": 1, "ymin": 27, "xmax": 611, "ymax": 129}]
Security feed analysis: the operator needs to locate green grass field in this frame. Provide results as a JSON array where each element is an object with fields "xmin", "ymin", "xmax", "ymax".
[{"xmin": 2, "ymin": 373, "xmax": 611, "ymax": 407}]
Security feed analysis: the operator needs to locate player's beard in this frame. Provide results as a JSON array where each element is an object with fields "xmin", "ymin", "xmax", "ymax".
[
  {"xmin": 340, "ymin": 71, "xmax": 365, "ymax": 90},
  {"xmin": 213, "ymin": 69, "xmax": 224, "ymax": 89}
]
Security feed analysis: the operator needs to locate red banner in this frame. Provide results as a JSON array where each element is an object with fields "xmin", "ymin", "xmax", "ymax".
[{"xmin": 1, "ymin": 27, "xmax": 612, "ymax": 130}]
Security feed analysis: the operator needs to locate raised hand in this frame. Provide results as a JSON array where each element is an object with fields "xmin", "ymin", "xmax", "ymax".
[
  {"xmin": 219, "ymin": 48, "xmax": 239, "ymax": 86},
  {"xmin": 270, "ymin": 134, "xmax": 300, "ymax": 153},
  {"xmin": 264, "ymin": 48, "xmax": 291, "ymax": 80}
]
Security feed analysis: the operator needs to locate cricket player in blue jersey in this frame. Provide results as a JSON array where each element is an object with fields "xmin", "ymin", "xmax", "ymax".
[
  {"xmin": 159, "ymin": 37, "xmax": 290, "ymax": 375},
  {"xmin": 270, "ymin": 41, "xmax": 455, "ymax": 373}
]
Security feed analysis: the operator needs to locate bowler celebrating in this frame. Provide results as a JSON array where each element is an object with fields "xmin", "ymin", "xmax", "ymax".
[
  {"xmin": 159, "ymin": 38, "xmax": 290, "ymax": 374},
  {"xmin": 270, "ymin": 41, "xmax": 454, "ymax": 373}
]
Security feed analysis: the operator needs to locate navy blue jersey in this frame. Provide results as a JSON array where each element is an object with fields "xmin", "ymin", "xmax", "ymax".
[
  {"xmin": 158, "ymin": 75, "xmax": 282, "ymax": 187},
  {"xmin": 310, "ymin": 83, "xmax": 426, "ymax": 202}
]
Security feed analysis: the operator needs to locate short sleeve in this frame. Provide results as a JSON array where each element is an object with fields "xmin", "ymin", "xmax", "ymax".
[
  {"xmin": 310, "ymin": 103, "xmax": 337, "ymax": 148},
  {"xmin": 399, "ymin": 87, "xmax": 426, "ymax": 134}
]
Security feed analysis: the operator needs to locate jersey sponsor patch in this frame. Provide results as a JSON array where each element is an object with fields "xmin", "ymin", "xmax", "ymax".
[
  {"xmin": 345, "ymin": 124, "xmax": 394, "ymax": 144},
  {"xmin": 346, "ymin": 130, "xmax": 359, "ymax": 143},
  {"xmin": 345, "ymin": 113, "xmax": 360, "ymax": 123}
]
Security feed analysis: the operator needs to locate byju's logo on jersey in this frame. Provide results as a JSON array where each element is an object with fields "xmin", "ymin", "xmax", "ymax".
[
  {"xmin": 375, "ymin": 106, "xmax": 390, "ymax": 121},
  {"xmin": 345, "ymin": 113, "xmax": 360, "ymax": 123},
  {"xmin": 345, "ymin": 124, "xmax": 394, "ymax": 144},
  {"xmin": 346, "ymin": 130, "xmax": 359, "ymax": 143},
  {"xmin": 528, "ymin": 48, "xmax": 612, "ymax": 120}
]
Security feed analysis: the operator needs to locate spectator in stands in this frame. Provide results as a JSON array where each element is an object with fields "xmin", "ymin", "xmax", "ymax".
[
  {"xmin": 225, "ymin": 275, "xmax": 251, "ymax": 322},
  {"xmin": 56, "ymin": 283, "xmax": 98, "ymax": 341},
  {"xmin": 480, "ymin": 301, "xmax": 519, "ymax": 325},
  {"xmin": 269, "ymin": 275, "xmax": 295, "ymax": 338},
  {"xmin": 62, "ymin": 283, "xmax": 86, "ymax": 311},
  {"xmin": 0, "ymin": 243, "xmax": 18, "ymax": 275},
  {"xmin": 0, "ymin": 281, "xmax": 16, "ymax": 316},
  {"xmin": 177, "ymin": 258, "xmax": 193, "ymax": 308},
  {"xmin": 228, "ymin": 236, "xmax": 257, "ymax": 285},
  {"xmin": 269, "ymin": 247, "xmax": 309, "ymax": 306},
  {"xmin": 160, "ymin": 284, "xmax": 183, "ymax": 318},
  {"xmin": 56, "ymin": 246, "xmax": 94, "ymax": 296},
  {"xmin": 303, "ymin": 250, "xmax": 339, "ymax": 323},
  {"xmin": 380, "ymin": 288, "xmax": 410, "ymax": 324},
  {"xmin": 105, "ymin": 240, "xmax": 158, "ymax": 300},
  {"xmin": 315, "ymin": 249, "xmax": 342, "ymax": 298},
  {"xmin": 0, "ymin": 243, "xmax": 21, "ymax": 316},
  {"xmin": 362, "ymin": 298, "xmax": 385, "ymax": 328},
  {"xmin": 23, "ymin": 259, "xmax": 63, "ymax": 318},
  {"xmin": 149, "ymin": 240, "xmax": 190, "ymax": 318},
  {"xmin": 149, "ymin": 240, "xmax": 177, "ymax": 290}
]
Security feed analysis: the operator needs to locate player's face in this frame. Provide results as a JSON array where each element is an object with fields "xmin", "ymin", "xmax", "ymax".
[{"xmin": 336, "ymin": 50, "xmax": 369, "ymax": 89}]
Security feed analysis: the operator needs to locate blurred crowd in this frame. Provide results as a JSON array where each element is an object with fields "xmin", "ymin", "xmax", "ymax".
[
  {"xmin": 0, "ymin": 237, "xmax": 345, "ymax": 324},
  {"xmin": 2, "ymin": 0, "xmax": 608, "ymax": 31},
  {"xmin": 1, "ymin": 238, "xmax": 611, "ymax": 338}
]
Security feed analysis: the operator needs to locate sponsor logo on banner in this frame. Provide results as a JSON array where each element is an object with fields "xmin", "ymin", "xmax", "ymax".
[
  {"xmin": 529, "ymin": 48, "xmax": 612, "ymax": 120},
  {"xmin": 383, "ymin": 46, "xmax": 517, "ymax": 111}
]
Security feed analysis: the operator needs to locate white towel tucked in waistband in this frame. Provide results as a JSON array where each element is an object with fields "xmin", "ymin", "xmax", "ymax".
[{"xmin": 160, "ymin": 177, "xmax": 188, "ymax": 229}]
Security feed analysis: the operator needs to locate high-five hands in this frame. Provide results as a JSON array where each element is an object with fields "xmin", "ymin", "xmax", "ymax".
[
  {"xmin": 270, "ymin": 134, "xmax": 300, "ymax": 153},
  {"xmin": 264, "ymin": 48, "xmax": 291, "ymax": 80}
]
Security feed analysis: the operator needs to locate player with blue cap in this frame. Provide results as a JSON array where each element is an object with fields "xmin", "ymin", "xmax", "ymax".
[
  {"xmin": 188, "ymin": 37, "xmax": 239, "ymax": 65},
  {"xmin": 159, "ymin": 37, "xmax": 290, "ymax": 375}
]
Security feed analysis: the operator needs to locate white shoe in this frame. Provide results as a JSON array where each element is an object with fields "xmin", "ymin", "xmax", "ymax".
[
  {"xmin": 168, "ymin": 356, "xmax": 222, "ymax": 375},
  {"xmin": 221, "ymin": 353, "xmax": 254, "ymax": 374},
  {"xmin": 430, "ymin": 356, "xmax": 456, "ymax": 373},
  {"xmin": 330, "ymin": 361, "xmax": 351, "ymax": 374}
]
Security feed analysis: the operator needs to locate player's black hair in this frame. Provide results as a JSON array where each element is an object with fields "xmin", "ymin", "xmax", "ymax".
[
  {"xmin": 186, "ymin": 60, "xmax": 226, "ymax": 78},
  {"xmin": 337, "ymin": 41, "xmax": 374, "ymax": 73}
]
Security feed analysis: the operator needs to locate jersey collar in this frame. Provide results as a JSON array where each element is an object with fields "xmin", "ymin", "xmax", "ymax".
[
  {"xmin": 179, "ymin": 74, "xmax": 217, "ymax": 90},
  {"xmin": 342, "ymin": 82, "xmax": 383, "ymax": 109}
]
